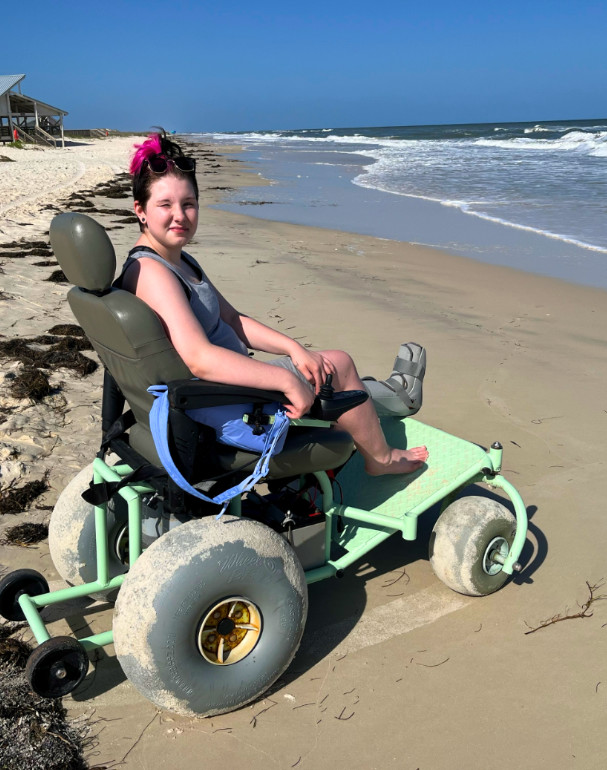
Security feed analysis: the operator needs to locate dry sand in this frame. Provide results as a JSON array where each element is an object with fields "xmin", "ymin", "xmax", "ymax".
[{"xmin": 1, "ymin": 137, "xmax": 607, "ymax": 769}]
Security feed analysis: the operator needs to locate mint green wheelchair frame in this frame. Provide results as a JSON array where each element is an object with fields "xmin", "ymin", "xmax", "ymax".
[{"xmin": 18, "ymin": 416, "xmax": 527, "ymax": 652}]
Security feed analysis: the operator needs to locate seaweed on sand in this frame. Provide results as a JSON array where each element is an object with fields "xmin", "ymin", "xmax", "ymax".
[
  {"xmin": 45, "ymin": 269, "xmax": 68, "ymax": 283},
  {"xmin": 9, "ymin": 368, "xmax": 51, "ymax": 401},
  {"xmin": 38, "ymin": 349, "xmax": 97, "ymax": 376},
  {"xmin": 0, "ymin": 627, "xmax": 31, "ymax": 668},
  {"xmin": 25, "ymin": 248, "xmax": 54, "ymax": 257},
  {"xmin": 47, "ymin": 324, "xmax": 85, "ymax": 337},
  {"xmin": 0, "ymin": 522, "xmax": 49, "ymax": 546},
  {"xmin": 0, "ymin": 337, "xmax": 34, "ymax": 359},
  {"xmin": 0, "ymin": 477, "xmax": 49, "ymax": 515},
  {"xmin": 0, "ymin": 625, "xmax": 93, "ymax": 769},
  {"xmin": 24, "ymin": 242, "xmax": 51, "ymax": 250},
  {"xmin": 0, "ymin": 334, "xmax": 97, "ymax": 377},
  {"xmin": 65, "ymin": 199, "xmax": 95, "ymax": 209},
  {"xmin": 114, "ymin": 216, "xmax": 139, "ymax": 224},
  {"xmin": 31, "ymin": 335, "xmax": 92, "ymax": 351},
  {"xmin": 0, "ymin": 243, "xmax": 53, "ymax": 259},
  {"xmin": 100, "ymin": 207, "xmax": 134, "ymax": 217},
  {"xmin": 0, "ymin": 251, "xmax": 27, "ymax": 259}
]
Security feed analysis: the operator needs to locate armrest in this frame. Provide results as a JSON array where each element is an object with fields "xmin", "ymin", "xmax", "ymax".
[
  {"xmin": 167, "ymin": 379, "xmax": 284, "ymax": 409},
  {"xmin": 166, "ymin": 378, "xmax": 369, "ymax": 421}
]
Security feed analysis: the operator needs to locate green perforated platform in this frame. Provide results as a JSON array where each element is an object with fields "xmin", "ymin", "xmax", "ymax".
[{"xmin": 334, "ymin": 418, "xmax": 490, "ymax": 552}]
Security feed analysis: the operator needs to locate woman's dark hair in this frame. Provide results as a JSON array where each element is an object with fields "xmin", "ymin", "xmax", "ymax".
[{"xmin": 130, "ymin": 130, "xmax": 199, "ymax": 230}]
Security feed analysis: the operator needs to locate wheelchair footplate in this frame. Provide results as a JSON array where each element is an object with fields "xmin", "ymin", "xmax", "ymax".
[{"xmin": 300, "ymin": 417, "xmax": 528, "ymax": 584}]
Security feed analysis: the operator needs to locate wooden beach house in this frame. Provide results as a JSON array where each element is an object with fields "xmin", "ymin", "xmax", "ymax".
[{"xmin": 0, "ymin": 74, "xmax": 68, "ymax": 148}]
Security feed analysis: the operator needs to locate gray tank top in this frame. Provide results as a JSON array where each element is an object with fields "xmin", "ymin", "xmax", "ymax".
[{"xmin": 115, "ymin": 247, "xmax": 248, "ymax": 356}]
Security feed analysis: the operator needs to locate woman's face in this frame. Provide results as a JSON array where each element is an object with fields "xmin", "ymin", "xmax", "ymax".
[{"xmin": 135, "ymin": 174, "xmax": 199, "ymax": 252}]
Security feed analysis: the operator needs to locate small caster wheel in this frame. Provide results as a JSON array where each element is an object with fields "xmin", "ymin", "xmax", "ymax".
[
  {"xmin": 0, "ymin": 568, "xmax": 49, "ymax": 621},
  {"xmin": 25, "ymin": 636, "xmax": 89, "ymax": 698},
  {"xmin": 429, "ymin": 497, "xmax": 516, "ymax": 596}
]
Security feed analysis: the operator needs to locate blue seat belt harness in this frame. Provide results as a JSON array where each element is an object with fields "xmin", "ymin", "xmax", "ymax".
[{"xmin": 148, "ymin": 385, "xmax": 290, "ymax": 518}]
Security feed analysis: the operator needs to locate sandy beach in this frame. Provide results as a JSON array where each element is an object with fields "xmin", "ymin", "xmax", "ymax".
[{"xmin": 1, "ymin": 137, "xmax": 607, "ymax": 769}]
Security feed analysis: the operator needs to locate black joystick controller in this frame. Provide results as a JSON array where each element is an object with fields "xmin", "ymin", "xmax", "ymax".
[
  {"xmin": 318, "ymin": 374, "xmax": 335, "ymax": 400},
  {"xmin": 309, "ymin": 374, "xmax": 368, "ymax": 422}
]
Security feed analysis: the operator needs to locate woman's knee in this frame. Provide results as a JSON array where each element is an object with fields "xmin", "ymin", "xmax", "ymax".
[{"xmin": 323, "ymin": 349, "xmax": 358, "ymax": 386}]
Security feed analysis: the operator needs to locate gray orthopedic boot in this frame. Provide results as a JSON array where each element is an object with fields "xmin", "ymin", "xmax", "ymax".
[{"xmin": 362, "ymin": 343, "xmax": 426, "ymax": 417}]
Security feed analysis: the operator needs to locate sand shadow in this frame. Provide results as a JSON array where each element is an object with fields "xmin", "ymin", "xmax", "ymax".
[
  {"xmin": 65, "ymin": 605, "xmax": 128, "ymax": 701},
  {"xmin": 450, "ymin": 485, "xmax": 545, "ymax": 585},
  {"xmin": 61, "ymin": 140, "xmax": 96, "ymax": 148},
  {"xmin": 66, "ymin": 485, "xmax": 542, "ymax": 701},
  {"xmin": 277, "ymin": 527, "xmax": 434, "ymax": 688}
]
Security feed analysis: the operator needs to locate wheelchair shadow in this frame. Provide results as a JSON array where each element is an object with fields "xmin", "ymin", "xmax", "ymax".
[
  {"xmin": 64, "ymin": 606, "xmax": 128, "ymax": 702},
  {"xmin": 281, "ymin": 529, "xmax": 434, "ymax": 686},
  {"xmin": 72, "ymin": 647, "xmax": 127, "ymax": 701},
  {"xmin": 282, "ymin": 486, "xmax": 545, "ymax": 686},
  {"xmin": 69, "ymin": 487, "xmax": 545, "ymax": 701}
]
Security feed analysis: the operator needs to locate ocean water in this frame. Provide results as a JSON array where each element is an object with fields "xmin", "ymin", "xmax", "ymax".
[{"xmin": 189, "ymin": 120, "xmax": 607, "ymax": 287}]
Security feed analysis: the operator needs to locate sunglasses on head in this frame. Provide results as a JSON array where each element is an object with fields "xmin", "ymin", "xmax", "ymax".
[{"xmin": 145, "ymin": 155, "xmax": 196, "ymax": 173}]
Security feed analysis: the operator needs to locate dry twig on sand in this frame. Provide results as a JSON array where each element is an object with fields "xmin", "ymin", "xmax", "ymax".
[{"xmin": 524, "ymin": 580, "xmax": 607, "ymax": 635}]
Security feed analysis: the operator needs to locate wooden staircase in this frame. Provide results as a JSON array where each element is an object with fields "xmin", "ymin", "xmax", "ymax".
[{"xmin": 13, "ymin": 123, "xmax": 58, "ymax": 148}]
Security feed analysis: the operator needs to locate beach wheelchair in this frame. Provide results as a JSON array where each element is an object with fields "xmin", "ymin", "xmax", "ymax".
[{"xmin": 0, "ymin": 213, "xmax": 528, "ymax": 717}]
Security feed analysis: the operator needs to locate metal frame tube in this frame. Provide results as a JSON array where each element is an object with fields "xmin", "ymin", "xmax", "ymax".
[
  {"xmin": 311, "ymin": 471, "xmax": 333, "ymax": 562},
  {"xmin": 483, "ymin": 473, "xmax": 528, "ymax": 574}
]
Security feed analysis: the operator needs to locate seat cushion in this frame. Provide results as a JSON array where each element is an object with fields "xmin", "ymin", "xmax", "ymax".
[{"xmin": 129, "ymin": 423, "xmax": 354, "ymax": 480}]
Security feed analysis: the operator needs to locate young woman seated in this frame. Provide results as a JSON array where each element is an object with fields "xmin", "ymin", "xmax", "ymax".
[{"xmin": 117, "ymin": 133, "xmax": 428, "ymax": 476}]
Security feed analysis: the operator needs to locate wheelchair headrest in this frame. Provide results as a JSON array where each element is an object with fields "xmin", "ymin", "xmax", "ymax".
[{"xmin": 50, "ymin": 213, "xmax": 116, "ymax": 291}]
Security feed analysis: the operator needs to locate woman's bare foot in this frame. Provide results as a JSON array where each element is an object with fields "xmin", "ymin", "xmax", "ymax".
[{"xmin": 365, "ymin": 445, "xmax": 429, "ymax": 476}]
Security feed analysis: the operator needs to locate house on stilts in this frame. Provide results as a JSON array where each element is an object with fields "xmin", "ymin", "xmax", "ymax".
[{"xmin": 0, "ymin": 74, "xmax": 68, "ymax": 148}]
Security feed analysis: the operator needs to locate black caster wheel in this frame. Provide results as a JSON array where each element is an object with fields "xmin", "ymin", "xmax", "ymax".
[
  {"xmin": 25, "ymin": 636, "xmax": 89, "ymax": 698},
  {"xmin": 0, "ymin": 568, "xmax": 49, "ymax": 621}
]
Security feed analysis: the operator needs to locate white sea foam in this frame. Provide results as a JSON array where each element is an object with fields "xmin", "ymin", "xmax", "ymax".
[
  {"xmin": 475, "ymin": 130, "xmax": 607, "ymax": 156},
  {"xmin": 460, "ymin": 208, "xmax": 607, "ymax": 253},
  {"xmin": 203, "ymin": 122, "xmax": 607, "ymax": 257},
  {"xmin": 523, "ymin": 124, "xmax": 551, "ymax": 133},
  {"xmin": 214, "ymin": 127, "xmax": 607, "ymax": 158},
  {"xmin": 211, "ymin": 131, "xmax": 388, "ymax": 147},
  {"xmin": 353, "ymin": 173, "xmax": 607, "ymax": 254}
]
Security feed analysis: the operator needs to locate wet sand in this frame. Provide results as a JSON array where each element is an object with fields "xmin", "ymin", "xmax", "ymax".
[{"xmin": 1, "ymin": 137, "xmax": 607, "ymax": 769}]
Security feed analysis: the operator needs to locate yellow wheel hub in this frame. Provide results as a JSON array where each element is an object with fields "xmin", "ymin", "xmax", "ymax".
[{"xmin": 197, "ymin": 597, "xmax": 262, "ymax": 665}]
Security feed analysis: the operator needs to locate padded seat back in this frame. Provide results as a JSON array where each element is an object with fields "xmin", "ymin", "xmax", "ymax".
[{"xmin": 50, "ymin": 213, "xmax": 192, "ymax": 429}]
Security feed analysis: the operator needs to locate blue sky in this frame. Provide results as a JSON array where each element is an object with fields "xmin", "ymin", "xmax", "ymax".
[{"xmin": 4, "ymin": 1, "xmax": 606, "ymax": 131}]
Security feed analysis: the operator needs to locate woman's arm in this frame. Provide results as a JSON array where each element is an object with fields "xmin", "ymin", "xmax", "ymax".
[
  {"xmin": 213, "ymin": 282, "xmax": 336, "ymax": 392},
  {"xmin": 123, "ymin": 259, "xmax": 315, "ymax": 418}
]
